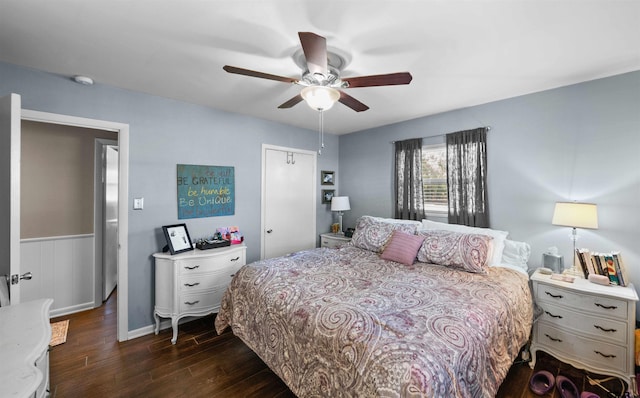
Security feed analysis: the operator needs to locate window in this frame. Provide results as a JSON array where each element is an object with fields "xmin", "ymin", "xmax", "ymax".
[{"xmin": 421, "ymin": 143, "xmax": 447, "ymax": 214}]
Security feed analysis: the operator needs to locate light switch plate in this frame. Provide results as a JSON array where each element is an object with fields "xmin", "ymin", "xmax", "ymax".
[{"xmin": 133, "ymin": 197, "xmax": 144, "ymax": 210}]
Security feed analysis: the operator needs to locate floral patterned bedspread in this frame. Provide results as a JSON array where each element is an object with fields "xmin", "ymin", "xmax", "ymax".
[{"xmin": 215, "ymin": 245, "xmax": 533, "ymax": 398}]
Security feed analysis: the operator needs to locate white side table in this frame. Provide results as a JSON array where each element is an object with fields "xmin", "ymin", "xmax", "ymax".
[{"xmin": 530, "ymin": 269, "xmax": 638, "ymax": 385}]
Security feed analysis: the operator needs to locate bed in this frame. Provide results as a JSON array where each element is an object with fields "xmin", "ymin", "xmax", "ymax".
[{"xmin": 215, "ymin": 216, "xmax": 533, "ymax": 397}]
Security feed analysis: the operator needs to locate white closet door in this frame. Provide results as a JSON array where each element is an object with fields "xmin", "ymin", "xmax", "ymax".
[{"xmin": 262, "ymin": 145, "xmax": 316, "ymax": 259}]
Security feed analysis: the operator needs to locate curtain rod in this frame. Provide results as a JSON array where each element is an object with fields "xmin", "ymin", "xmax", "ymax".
[{"xmin": 390, "ymin": 126, "xmax": 491, "ymax": 144}]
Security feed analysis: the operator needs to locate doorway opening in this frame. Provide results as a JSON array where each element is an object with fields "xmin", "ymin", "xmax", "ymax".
[{"xmin": 22, "ymin": 109, "xmax": 129, "ymax": 342}]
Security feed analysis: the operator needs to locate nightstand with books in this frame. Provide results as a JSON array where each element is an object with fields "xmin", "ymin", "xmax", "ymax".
[{"xmin": 530, "ymin": 268, "xmax": 638, "ymax": 386}]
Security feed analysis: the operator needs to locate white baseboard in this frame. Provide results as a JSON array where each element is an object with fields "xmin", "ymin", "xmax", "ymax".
[
  {"xmin": 49, "ymin": 302, "xmax": 94, "ymax": 318},
  {"xmin": 126, "ymin": 316, "xmax": 206, "ymax": 341}
]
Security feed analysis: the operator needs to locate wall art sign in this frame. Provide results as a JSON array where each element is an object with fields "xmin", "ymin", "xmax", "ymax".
[{"xmin": 177, "ymin": 164, "xmax": 235, "ymax": 219}]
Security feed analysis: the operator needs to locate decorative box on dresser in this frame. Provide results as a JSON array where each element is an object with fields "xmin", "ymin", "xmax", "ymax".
[
  {"xmin": 530, "ymin": 269, "xmax": 638, "ymax": 385},
  {"xmin": 0, "ymin": 298, "xmax": 53, "ymax": 398},
  {"xmin": 153, "ymin": 244, "xmax": 246, "ymax": 344},
  {"xmin": 320, "ymin": 233, "xmax": 352, "ymax": 248}
]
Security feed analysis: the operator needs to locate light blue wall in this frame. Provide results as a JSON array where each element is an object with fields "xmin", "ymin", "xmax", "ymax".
[
  {"xmin": 0, "ymin": 61, "xmax": 339, "ymax": 330},
  {"xmin": 340, "ymin": 71, "xmax": 640, "ymax": 311}
]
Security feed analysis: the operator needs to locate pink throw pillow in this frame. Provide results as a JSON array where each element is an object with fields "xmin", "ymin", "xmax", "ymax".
[{"xmin": 380, "ymin": 230, "xmax": 426, "ymax": 266}]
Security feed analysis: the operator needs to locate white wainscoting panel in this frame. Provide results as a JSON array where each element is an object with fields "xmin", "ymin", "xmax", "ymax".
[{"xmin": 21, "ymin": 234, "xmax": 94, "ymax": 316}]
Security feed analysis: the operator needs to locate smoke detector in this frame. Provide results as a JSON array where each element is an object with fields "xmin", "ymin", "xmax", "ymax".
[{"xmin": 73, "ymin": 75, "xmax": 94, "ymax": 85}]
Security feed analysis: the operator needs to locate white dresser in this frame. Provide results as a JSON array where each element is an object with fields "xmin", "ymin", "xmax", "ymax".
[
  {"xmin": 153, "ymin": 244, "xmax": 246, "ymax": 344},
  {"xmin": 0, "ymin": 298, "xmax": 53, "ymax": 398},
  {"xmin": 530, "ymin": 270, "xmax": 638, "ymax": 384}
]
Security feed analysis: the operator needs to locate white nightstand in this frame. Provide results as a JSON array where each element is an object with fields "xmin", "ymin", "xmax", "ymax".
[
  {"xmin": 530, "ymin": 269, "xmax": 638, "ymax": 385},
  {"xmin": 320, "ymin": 233, "xmax": 352, "ymax": 249}
]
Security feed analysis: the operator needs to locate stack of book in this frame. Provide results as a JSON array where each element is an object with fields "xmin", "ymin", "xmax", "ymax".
[{"xmin": 575, "ymin": 248, "xmax": 629, "ymax": 287}]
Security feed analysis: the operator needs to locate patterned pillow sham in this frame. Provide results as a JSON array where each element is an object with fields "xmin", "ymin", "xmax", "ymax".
[
  {"xmin": 421, "ymin": 219, "xmax": 507, "ymax": 267},
  {"xmin": 380, "ymin": 230, "xmax": 426, "ymax": 265},
  {"xmin": 417, "ymin": 230, "xmax": 494, "ymax": 273},
  {"xmin": 351, "ymin": 216, "xmax": 420, "ymax": 253}
]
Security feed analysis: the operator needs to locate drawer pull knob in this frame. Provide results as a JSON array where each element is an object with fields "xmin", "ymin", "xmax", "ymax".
[
  {"xmin": 184, "ymin": 265, "xmax": 200, "ymax": 270},
  {"xmin": 594, "ymin": 303, "xmax": 617, "ymax": 310},
  {"xmin": 544, "ymin": 333, "xmax": 562, "ymax": 343},
  {"xmin": 184, "ymin": 300, "xmax": 200, "ymax": 306},
  {"xmin": 545, "ymin": 291, "xmax": 563, "ymax": 299},
  {"xmin": 594, "ymin": 325, "xmax": 617, "ymax": 333},
  {"xmin": 594, "ymin": 350, "xmax": 616, "ymax": 359},
  {"xmin": 184, "ymin": 282, "xmax": 200, "ymax": 287},
  {"xmin": 230, "ymin": 256, "xmax": 240, "ymax": 262},
  {"xmin": 544, "ymin": 311, "xmax": 563, "ymax": 319}
]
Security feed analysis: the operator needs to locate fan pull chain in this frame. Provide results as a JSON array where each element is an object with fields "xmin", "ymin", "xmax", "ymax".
[{"xmin": 318, "ymin": 110, "xmax": 325, "ymax": 155}]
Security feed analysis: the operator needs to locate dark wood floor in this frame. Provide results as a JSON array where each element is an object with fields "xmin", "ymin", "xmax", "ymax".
[{"xmin": 48, "ymin": 289, "xmax": 603, "ymax": 398}]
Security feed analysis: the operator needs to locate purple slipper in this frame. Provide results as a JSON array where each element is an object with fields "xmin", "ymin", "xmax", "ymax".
[
  {"xmin": 580, "ymin": 392, "xmax": 600, "ymax": 398},
  {"xmin": 556, "ymin": 375, "xmax": 580, "ymax": 398},
  {"xmin": 529, "ymin": 370, "xmax": 555, "ymax": 395}
]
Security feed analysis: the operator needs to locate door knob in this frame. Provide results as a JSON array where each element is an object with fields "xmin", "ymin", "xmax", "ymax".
[
  {"xmin": 10, "ymin": 272, "xmax": 33, "ymax": 285},
  {"xmin": 266, "ymin": 229, "xmax": 273, "ymax": 233}
]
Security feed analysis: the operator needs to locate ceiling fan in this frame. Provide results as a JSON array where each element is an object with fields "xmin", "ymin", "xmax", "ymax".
[{"xmin": 223, "ymin": 32, "xmax": 413, "ymax": 112}]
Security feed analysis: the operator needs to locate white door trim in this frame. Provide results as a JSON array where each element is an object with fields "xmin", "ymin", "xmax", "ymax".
[
  {"xmin": 21, "ymin": 109, "xmax": 130, "ymax": 342},
  {"xmin": 260, "ymin": 144, "xmax": 317, "ymax": 260}
]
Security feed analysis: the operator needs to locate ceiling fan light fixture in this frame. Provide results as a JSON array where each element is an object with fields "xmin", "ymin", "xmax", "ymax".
[{"xmin": 301, "ymin": 86, "xmax": 340, "ymax": 111}]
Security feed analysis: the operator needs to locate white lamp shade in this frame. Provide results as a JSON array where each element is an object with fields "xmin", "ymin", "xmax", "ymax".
[
  {"xmin": 301, "ymin": 86, "xmax": 340, "ymax": 111},
  {"xmin": 552, "ymin": 202, "xmax": 598, "ymax": 229},
  {"xmin": 331, "ymin": 196, "xmax": 350, "ymax": 211}
]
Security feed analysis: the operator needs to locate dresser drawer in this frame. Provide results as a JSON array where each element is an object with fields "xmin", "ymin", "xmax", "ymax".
[
  {"xmin": 179, "ymin": 289, "xmax": 226, "ymax": 312},
  {"xmin": 177, "ymin": 251, "xmax": 245, "ymax": 275},
  {"xmin": 536, "ymin": 322, "xmax": 626, "ymax": 373},
  {"xmin": 536, "ymin": 283, "xmax": 628, "ymax": 320},
  {"xmin": 321, "ymin": 238, "xmax": 341, "ymax": 248},
  {"xmin": 538, "ymin": 302, "xmax": 627, "ymax": 345},
  {"xmin": 179, "ymin": 266, "xmax": 240, "ymax": 293}
]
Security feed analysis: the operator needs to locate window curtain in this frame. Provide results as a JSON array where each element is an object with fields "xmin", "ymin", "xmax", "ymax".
[
  {"xmin": 446, "ymin": 127, "xmax": 489, "ymax": 227},
  {"xmin": 394, "ymin": 138, "xmax": 425, "ymax": 220}
]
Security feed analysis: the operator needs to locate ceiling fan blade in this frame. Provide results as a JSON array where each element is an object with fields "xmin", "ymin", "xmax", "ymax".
[
  {"xmin": 343, "ymin": 72, "xmax": 413, "ymax": 88},
  {"xmin": 338, "ymin": 91, "xmax": 369, "ymax": 112},
  {"xmin": 278, "ymin": 94, "xmax": 304, "ymax": 109},
  {"xmin": 223, "ymin": 65, "xmax": 299, "ymax": 84},
  {"xmin": 298, "ymin": 32, "xmax": 328, "ymax": 77}
]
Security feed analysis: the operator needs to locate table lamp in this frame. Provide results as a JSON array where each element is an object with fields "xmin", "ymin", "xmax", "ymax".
[
  {"xmin": 331, "ymin": 196, "xmax": 350, "ymax": 235},
  {"xmin": 551, "ymin": 201, "xmax": 598, "ymax": 276}
]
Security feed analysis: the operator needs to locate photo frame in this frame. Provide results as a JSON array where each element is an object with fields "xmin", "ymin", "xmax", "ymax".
[
  {"xmin": 322, "ymin": 189, "xmax": 335, "ymax": 204},
  {"xmin": 321, "ymin": 170, "xmax": 335, "ymax": 185},
  {"xmin": 162, "ymin": 223, "xmax": 194, "ymax": 255}
]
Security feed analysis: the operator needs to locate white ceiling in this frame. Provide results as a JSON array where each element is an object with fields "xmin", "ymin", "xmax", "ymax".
[{"xmin": 1, "ymin": 1, "xmax": 639, "ymax": 135}]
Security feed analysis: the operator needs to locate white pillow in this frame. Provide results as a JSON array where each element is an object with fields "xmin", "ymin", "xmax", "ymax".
[
  {"xmin": 500, "ymin": 239, "xmax": 531, "ymax": 273},
  {"xmin": 421, "ymin": 219, "xmax": 508, "ymax": 267},
  {"xmin": 375, "ymin": 217, "xmax": 422, "ymax": 227}
]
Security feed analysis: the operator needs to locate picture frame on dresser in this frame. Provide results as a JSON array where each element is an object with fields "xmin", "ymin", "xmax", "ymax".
[{"xmin": 162, "ymin": 223, "xmax": 193, "ymax": 255}]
